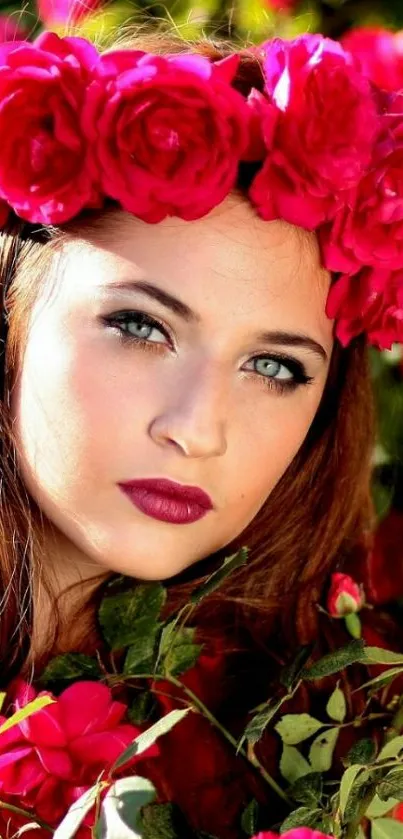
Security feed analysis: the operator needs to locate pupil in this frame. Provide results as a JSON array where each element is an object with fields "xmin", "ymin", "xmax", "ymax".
[{"xmin": 258, "ymin": 359, "xmax": 280, "ymax": 376}]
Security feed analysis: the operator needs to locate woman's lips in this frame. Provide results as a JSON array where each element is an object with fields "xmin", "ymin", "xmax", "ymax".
[{"xmin": 118, "ymin": 478, "xmax": 213, "ymax": 525}]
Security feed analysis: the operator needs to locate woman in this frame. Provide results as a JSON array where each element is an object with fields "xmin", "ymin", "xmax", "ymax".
[{"xmin": 0, "ymin": 26, "xmax": 398, "ymax": 837}]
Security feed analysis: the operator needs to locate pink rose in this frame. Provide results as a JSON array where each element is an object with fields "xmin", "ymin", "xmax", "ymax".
[
  {"xmin": 253, "ymin": 830, "xmax": 334, "ymax": 838},
  {"xmin": 321, "ymin": 99, "xmax": 403, "ymax": 275},
  {"xmin": 0, "ymin": 679, "xmax": 157, "ymax": 833},
  {"xmin": 250, "ymin": 35, "xmax": 380, "ymax": 228},
  {"xmin": 83, "ymin": 50, "xmax": 250, "ymax": 222},
  {"xmin": 326, "ymin": 573, "xmax": 365, "ymax": 618},
  {"xmin": 0, "ymin": 32, "xmax": 102, "ymax": 225},
  {"xmin": 341, "ymin": 27, "xmax": 403, "ymax": 92},
  {"xmin": 326, "ymin": 267, "xmax": 403, "ymax": 349},
  {"xmin": 38, "ymin": 0, "xmax": 101, "ymax": 26}
]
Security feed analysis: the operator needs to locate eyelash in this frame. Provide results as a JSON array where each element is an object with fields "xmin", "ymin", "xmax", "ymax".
[{"xmin": 101, "ymin": 310, "xmax": 314, "ymax": 396}]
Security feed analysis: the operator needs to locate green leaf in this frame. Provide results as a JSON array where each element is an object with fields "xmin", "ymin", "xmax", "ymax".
[
  {"xmin": 372, "ymin": 818, "xmax": 403, "ymax": 839},
  {"xmin": 343, "ymin": 771, "xmax": 378, "ymax": 824},
  {"xmin": 54, "ymin": 783, "xmax": 105, "ymax": 839},
  {"xmin": 0, "ymin": 695, "xmax": 55, "ymax": 734},
  {"xmin": 279, "ymin": 806, "xmax": 322, "ymax": 832},
  {"xmin": 377, "ymin": 769, "xmax": 403, "ymax": 801},
  {"xmin": 112, "ymin": 709, "xmax": 190, "ymax": 774},
  {"xmin": 275, "ymin": 713, "xmax": 324, "ymax": 746},
  {"xmin": 240, "ymin": 799, "xmax": 259, "ymax": 836},
  {"xmin": 356, "ymin": 667, "xmax": 403, "ymax": 693},
  {"xmin": 99, "ymin": 776, "xmax": 156, "ymax": 838},
  {"xmin": 326, "ymin": 685, "xmax": 347, "ymax": 723},
  {"xmin": 378, "ymin": 736, "xmax": 403, "ymax": 761},
  {"xmin": 280, "ymin": 645, "xmax": 315, "ymax": 691},
  {"xmin": 309, "ymin": 727, "xmax": 339, "ymax": 772},
  {"xmin": 190, "ymin": 547, "xmax": 249, "ymax": 605},
  {"xmin": 366, "ymin": 794, "xmax": 400, "ymax": 818},
  {"xmin": 362, "ymin": 647, "xmax": 403, "ymax": 666},
  {"xmin": 339, "ymin": 765, "xmax": 363, "ymax": 820},
  {"xmin": 280, "ymin": 745, "xmax": 311, "ymax": 784},
  {"xmin": 139, "ymin": 803, "xmax": 179, "ymax": 839},
  {"xmin": 158, "ymin": 624, "xmax": 203, "ymax": 678},
  {"xmin": 243, "ymin": 696, "xmax": 289, "ymax": 747},
  {"xmin": 288, "ymin": 772, "xmax": 323, "ymax": 807},
  {"xmin": 302, "ymin": 640, "xmax": 366, "ymax": 680},
  {"xmin": 123, "ymin": 622, "xmax": 162, "ymax": 675},
  {"xmin": 344, "ymin": 613, "xmax": 362, "ymax": 640},
  {"xmin": 346, "ymin": 738, "xmax": 377, "ymax": 766},
  {"xmin": 99, "ymin": 583, "xmax": 166, "ymax": 650},
  {"xmin": 40, "ymin": 653, "xmax": 102, "ymax": 686}
]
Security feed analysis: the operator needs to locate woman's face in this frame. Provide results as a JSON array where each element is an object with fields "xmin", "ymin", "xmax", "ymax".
[{"xmin": 12, "ymin": 194, "xmax": 334, "ymax": 582}]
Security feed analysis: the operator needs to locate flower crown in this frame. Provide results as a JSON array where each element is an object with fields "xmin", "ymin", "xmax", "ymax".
[{"xmin": 0, "ymin": 30, "xmax": 401, "ymax": 350}]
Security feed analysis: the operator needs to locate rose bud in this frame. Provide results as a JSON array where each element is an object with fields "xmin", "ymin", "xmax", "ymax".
[{"xmin": 327, "ymin": 572, "xmax": 365, "ymax": 618}]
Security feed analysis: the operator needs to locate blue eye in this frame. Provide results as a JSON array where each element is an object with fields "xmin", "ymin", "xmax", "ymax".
[
  {"xmin": 244, "ymin": 354, "xmax": 314, "ymax": 395},
  {"xmin": 252, "ymin": 357, "xmax": 293, "ymax": 381},
  {"xmin": 103, "ymin": 311, "xmax": 171, "ymax": 346},
  {"xmin": 102, "ymin": 310, "xmax": 314, "ymax": 396}
]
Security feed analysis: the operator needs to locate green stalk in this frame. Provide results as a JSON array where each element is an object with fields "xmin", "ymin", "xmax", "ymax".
[
  {"xmin": 108, "ymin": 671, "xmax": 291, "ymax": 805},
  {"xmin": 0, "ymin": 800, "xmax": 53, "ymax": 832}
]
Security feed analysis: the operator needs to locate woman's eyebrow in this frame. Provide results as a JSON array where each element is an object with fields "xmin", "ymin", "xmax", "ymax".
[{"xmin": 104, "ymin": 279, "xmax": 328, "ymax": 362}]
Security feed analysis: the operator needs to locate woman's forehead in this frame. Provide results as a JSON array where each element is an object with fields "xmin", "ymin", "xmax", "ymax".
[{"xmin": 55, "ymin": 200, "xmax": 331, "ymax": 343}]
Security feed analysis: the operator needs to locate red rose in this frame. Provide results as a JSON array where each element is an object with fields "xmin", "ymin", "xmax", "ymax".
[
  {"xmin": 326, "ymin": 267, "xmax": 403, "ymax": 349},
  {"xmin": 321, "ymin": 97, "xmax": 403, "ymax": 278},
  {"xmin": 327, "ymin": 573, "xmax": 364, "ymax": 617},
  {"xmin": 250, "ymin": 34, "xmax": 379, "ymax": 228},
  {"xmin": 0, "ymin": 32, "xmax": 101, "ymax": 224},
  {"xmin": 0, "ymin": 679, "xmax": 157, "ymax": 834},
  {"xmin": 83, "ymin": 50, "xmax": 250, "ymax": 222},
  {"xmin": 341, "ymin": 27, "xmax": 403, "ymax": 92}
]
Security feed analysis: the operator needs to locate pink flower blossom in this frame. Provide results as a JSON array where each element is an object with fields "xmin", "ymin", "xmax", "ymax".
[
  {"xmin": 252, "ymin": 829, "xmax": 334, "ymax": 838},
  {"xmin": 38, "ymin": 0, "xmax": 101, "ymax": 27},
  {"xmin": 0, "ymin": 679, "xmax": 157, "ymax": 834},
  {"xmin": 341, "ymin": 27, "xmax": 403, "ymax": 92},
  {"xmin": 250, "ymin": 35, "xmax": 380, "ymax": 228},
  {"xmin": 326, "ymin": 266, "xmax": 403, "ymax": 349},
  {"xmin": 327, "ymin": 573, "xmax": 365, "ymax": 618},
  {"xmin": 83, "ymin": 50, "xmax": 250, "ymax": 222},
  {"xmin": 0, "ymin": 32, "xmax": 102, "ymax": 225}
]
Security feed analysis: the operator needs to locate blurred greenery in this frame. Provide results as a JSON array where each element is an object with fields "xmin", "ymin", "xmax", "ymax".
[{"xmin": 5, "ymin": 0, "xmax": 403, "ymax": 45}]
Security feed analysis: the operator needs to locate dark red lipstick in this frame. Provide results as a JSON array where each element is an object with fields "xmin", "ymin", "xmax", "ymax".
[{"xmin": 118, "ymin": 478, "xmax": 214, "ymax": 524}]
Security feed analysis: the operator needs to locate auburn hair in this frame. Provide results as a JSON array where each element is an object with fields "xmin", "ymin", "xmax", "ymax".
[{"xmin": 0, "ymin": 29, "xmax": 376, "ymax": 683}]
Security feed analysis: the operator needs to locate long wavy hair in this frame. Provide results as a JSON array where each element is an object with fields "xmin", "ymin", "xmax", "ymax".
[{"xmin": 0, "ymin": 29, "xmax": 376, "ymax": 683}]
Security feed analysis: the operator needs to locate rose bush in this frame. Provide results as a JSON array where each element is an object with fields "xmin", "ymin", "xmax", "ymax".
[
  {"xmin": 0, "ymin": 32, "xmax": 101, "ymax": 224},
  {"xmin": 83, "ymin": 50, "xmax": 250, "ymax": 222},
  {"xmin": 250, "ymin": 34, "xmax": 380, "ymax": 228}
]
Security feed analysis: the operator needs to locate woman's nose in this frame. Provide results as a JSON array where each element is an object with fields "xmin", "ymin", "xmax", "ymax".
[{"xmin": 148, "ymin": 360, "xmax": 228, "ymax": 459}]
